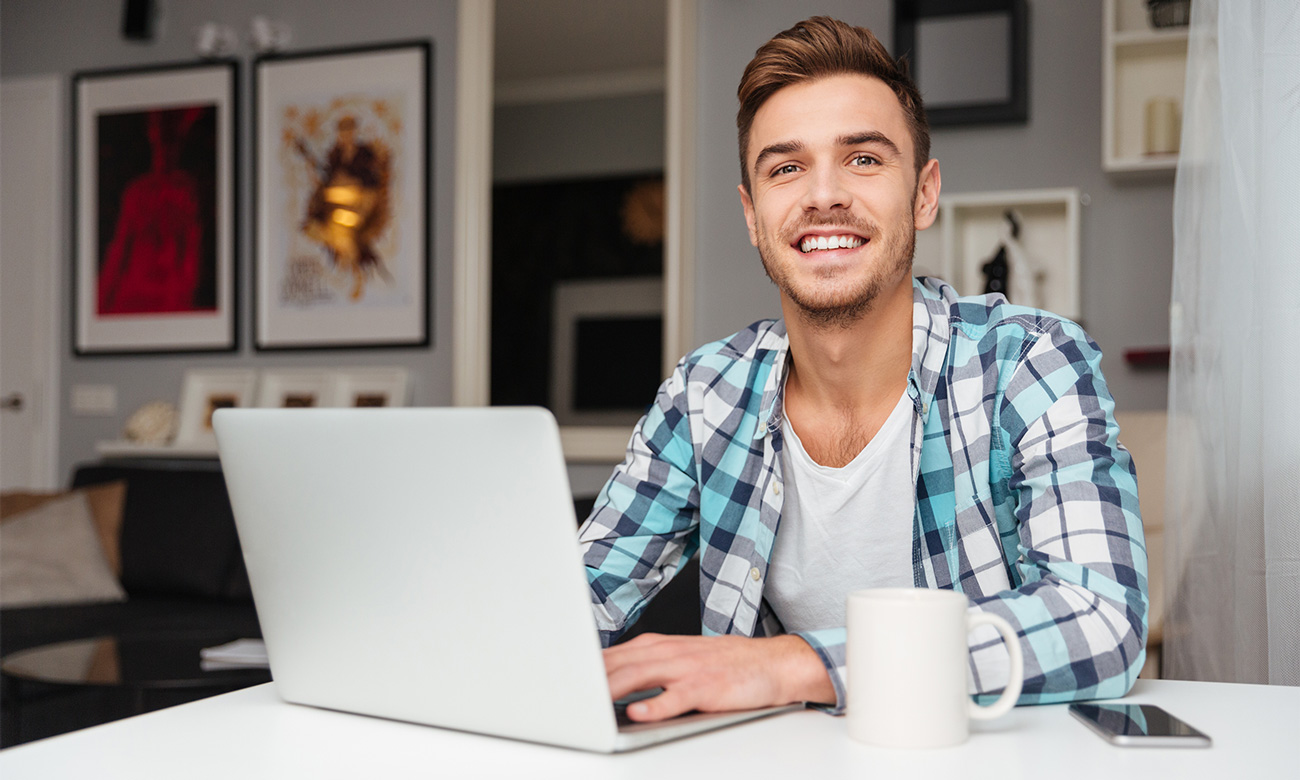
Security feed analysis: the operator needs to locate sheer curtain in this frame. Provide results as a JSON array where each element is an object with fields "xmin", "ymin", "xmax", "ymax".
[{"xmin": 1166, "ymin": 0, "xmax": 1300, "ymax": 685}]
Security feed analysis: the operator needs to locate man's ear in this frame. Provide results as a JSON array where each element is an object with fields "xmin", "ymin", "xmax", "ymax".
[
  {"xmin": 738, "ymin": 184, "xmax": 760, "ymax": 247},
  {"xmin": 913, "ymin": 159, "xmax": 941, "ymax": 231}
]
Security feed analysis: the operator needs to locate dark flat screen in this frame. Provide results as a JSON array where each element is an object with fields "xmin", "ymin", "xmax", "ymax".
[
  {"xmin": 1071, "ymin": 703, "xmax": 1206, "ymax": 739},
  {"xmin": 573, "ymin": 317, "xmax": 662, "ymax": 411}
]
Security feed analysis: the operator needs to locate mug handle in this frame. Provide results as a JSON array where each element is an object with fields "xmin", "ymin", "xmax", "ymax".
[{"xmin": 966, "ymin": 612, "xmax": 1024, "ymax": 721}]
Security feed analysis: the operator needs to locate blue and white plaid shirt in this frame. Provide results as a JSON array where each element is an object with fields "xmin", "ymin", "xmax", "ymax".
[{"xmin": 579, "ymin": 277, "xmax": 1148, "ymax": 713}]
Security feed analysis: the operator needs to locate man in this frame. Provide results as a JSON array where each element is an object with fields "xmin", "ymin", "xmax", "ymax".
[
  {"xmin": 580, "ymin": 17, "xmax": 1147, "ymax": 722},
  {"xmin": 296, "ymin": 115, "xmax": 391, "ymax": 300}
]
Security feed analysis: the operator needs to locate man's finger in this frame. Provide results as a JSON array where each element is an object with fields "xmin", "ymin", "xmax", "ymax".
[
  {"xmin": 605, "ymin": 650, "xmax": 692, "ymax": 701},
  {"xmin": 624, "ymin": 686, "xmax": 694, "ymax": 722}
]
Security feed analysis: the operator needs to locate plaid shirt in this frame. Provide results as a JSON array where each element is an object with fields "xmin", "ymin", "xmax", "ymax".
[{"xmin": 579, "ymin": 277, "xmax": 1148, "ymax": 714}]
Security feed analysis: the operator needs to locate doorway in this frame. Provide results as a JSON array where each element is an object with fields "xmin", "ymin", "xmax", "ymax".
[
  {"xmin": 1, "ymin": 77, "xmax": 63, "ymax": 490},
  {"xmin": 453, "ymin": 0, "xmax": 696, "ymax": 461}
]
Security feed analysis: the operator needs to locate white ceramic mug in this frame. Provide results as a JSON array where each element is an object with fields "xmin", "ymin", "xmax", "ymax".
[{"xmin": 846, "ymin": 588, "xmax": 1024, "ymax": 748}]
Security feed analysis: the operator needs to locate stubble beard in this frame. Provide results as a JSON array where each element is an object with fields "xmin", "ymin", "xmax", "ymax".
[{"xmin": 757, "ymin": 209, "xmax": 916, "ymax": 331}]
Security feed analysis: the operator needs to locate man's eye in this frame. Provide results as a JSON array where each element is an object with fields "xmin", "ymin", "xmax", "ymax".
[
  {"xmin": 773, "ymin": 164, "xmax": 800, "ymax": 176},
  {"xmin": 850, "ymin": 154, "xmax": 879, "ymax": 167}
]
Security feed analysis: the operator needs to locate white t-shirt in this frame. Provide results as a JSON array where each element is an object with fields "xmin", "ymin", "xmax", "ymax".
[{"xmin": 766, "ymin": 390, "xmax": 917, "ymax": 633}]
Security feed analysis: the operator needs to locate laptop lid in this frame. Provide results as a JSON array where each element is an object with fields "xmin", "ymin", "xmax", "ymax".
[{"xmin": 214, "ymin": 407, "xmax": 621, "ymax": 752}]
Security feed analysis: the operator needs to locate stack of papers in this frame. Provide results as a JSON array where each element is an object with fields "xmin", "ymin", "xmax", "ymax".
[{"xmin": 200, "ymin": 638, "xmax": 270, "ymax": 672}]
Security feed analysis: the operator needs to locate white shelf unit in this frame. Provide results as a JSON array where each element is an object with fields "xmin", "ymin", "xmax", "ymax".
[
  {"xmin": 913, "ymin": 188, "xmax": 1082, "ymax": 322},
  {"xmin": 1103, "ymin": 0, "xmax": 1189, "ymax": 173}
]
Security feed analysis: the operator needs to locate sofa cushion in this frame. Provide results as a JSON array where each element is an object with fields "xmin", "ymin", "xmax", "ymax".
[
  {"xmin": 0, "ymin": 492, "xmax": 127, "ymax": 608},
  {"xmin": 1, "ymin": 481, "xmax": 126, "ymax": 575}
]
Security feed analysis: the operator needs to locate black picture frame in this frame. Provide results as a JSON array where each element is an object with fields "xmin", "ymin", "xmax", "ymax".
[
  {"xmin": 894, "ymin": 0, "xmax": 1029, "ymax": 127},
  {"xmin": 252, "ymin": 40, "xmax": 431, "ymax": 351},
  {"xmin": 72, "ymin": 60, "xmax": 239, "ymax": 355}
]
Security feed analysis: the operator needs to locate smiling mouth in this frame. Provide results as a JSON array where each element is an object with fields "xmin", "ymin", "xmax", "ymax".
[{"xmin": 796, "ymin": 234, "xmax": 867, "ymax": 254}]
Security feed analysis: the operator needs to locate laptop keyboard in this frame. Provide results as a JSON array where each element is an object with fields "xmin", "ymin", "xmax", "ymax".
[{"xmin": 613, "ymin": 701, "xmax": 637, "ymax": 728}]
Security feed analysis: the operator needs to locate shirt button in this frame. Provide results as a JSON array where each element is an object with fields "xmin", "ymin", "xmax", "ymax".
[
  {"xmin": 750, "ymin": 567, "xmax": 761, "ymax": 582},
  {"xmin": 771, "ymin": 482, "xmax": 781, "ymax": 496}
]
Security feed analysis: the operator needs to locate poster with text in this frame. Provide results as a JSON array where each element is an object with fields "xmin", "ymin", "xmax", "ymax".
[{"xmin": 255, "ymin": 43, "xmax": 429, "ymax": 349}]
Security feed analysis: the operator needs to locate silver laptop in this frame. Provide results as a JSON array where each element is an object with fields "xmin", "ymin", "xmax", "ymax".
[{"xmin": 213, "ymin": 407, "xmax": 798, "ymax": 752}]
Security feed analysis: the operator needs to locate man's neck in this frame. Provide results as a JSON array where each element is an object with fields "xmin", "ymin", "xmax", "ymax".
[{"xmin": 780, "ymin": 276, "xmax": 914, "ymax": 466}]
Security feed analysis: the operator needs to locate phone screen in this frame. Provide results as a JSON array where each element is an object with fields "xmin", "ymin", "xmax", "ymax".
[{"xmin": 1069, "ymin": 703, "xmax": 1211, "ymax": 746}]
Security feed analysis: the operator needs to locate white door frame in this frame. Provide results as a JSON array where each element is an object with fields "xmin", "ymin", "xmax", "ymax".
[
  {"xmin": 451, "ymin": 0, "xmax": 494, "ymax": 410},
  {"xmin": 452, "ymin": 0, "xmax": 697, "ymax": 462},
  {"xmin": 1, "ymin": 76, "xmax": 63, "ymax": 490}
]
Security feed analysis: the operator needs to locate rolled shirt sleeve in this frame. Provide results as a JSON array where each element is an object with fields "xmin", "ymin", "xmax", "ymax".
[{"xmin": 579, "ymin": 364, "xmax": 702, "ymax": 646}]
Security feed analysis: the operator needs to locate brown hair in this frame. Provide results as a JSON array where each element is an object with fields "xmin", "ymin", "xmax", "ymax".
[{"xmin": 736, "ymin": 16, "xmax": 929, "ymax": 192}]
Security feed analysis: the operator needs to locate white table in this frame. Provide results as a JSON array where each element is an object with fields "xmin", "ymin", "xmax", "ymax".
[{"xmin": 1, "ymin": 679, "xmax": 1296, "ymax": 778}]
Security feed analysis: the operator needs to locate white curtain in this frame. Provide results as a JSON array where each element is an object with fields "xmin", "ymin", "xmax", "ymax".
[{"xmin": 1166, "ymin": 0, "xmax": 1300, "ymax": 685}]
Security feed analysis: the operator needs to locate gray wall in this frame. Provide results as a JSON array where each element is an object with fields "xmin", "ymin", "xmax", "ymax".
[
  {"xmin": 2, "ymin": 0, "xmax": 1173, "ymax": 484},
  {"xmin": 694, "ymin": 1, "xmax": 1173, "ymax": 412},
  {"xmin": 494, "ymin": 92, "xmax": 664, "ymax": 183},
  {"xmin": 0, "ymin": 0, "xmax": 459, "ymax": 479}
]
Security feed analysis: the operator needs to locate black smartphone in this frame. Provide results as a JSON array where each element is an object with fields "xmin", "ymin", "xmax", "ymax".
[{"xmin": 1069, "ymin": 702, "xmax": 1211, "ymax": 747}]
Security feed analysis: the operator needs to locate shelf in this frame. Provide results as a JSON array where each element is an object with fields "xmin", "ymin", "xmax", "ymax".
[
  {"xmin": 99, "ymin": 432, "xmax": 633, "ymax": 465},
  {"xmin": 1113, "ymin": 28, "xmax": 1189, "ymax": 48},
  {"xmin": 913, "ymin": 188, "xmax": 1081, "ymax": 321},
  {"xmin": 1105, "ymin": 154, "xmax": 1178, "ymax": 174},
  {"xmin": 1111, "ymin": 0, "xmax": 1188, "ymax": 33},
  {"xmin": 1103, "ymin": 0, "xmax": 1189, "ymax": 174},
  {"xmin": 96, "ymin": 441, "xmax": 219, "ymax": 459}
]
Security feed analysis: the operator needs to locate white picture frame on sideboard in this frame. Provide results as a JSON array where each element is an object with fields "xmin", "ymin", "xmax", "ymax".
[
  {"xmin": 176, "ymin": 369, "xmax": 258, "ymax": 446},
  {"xmin": 256, "ymin": 369, "xmax": 336, "ymax": 408},
  {"xmin": 331, "ymin": 368, "xmax": 410, "ymax": 407}
]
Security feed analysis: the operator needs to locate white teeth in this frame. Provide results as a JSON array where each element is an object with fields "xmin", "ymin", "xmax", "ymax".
[{"xmin": 800, "ymin": 234, "xmax": 865, "ymax": 253}]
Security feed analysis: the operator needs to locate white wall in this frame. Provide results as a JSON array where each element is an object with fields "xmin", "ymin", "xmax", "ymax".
[{"xmin": 1, "ymin": 0, "xmax": 1174, "ymax": 484}]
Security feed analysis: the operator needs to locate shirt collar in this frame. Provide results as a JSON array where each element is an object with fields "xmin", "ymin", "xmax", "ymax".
[
  {"xmin": 755, "ymin": 277, "xmax": 953, "ymax": 439},
  {"xmin": 909, "ymin": 276, "xmax": 953, "ymax": 424}
]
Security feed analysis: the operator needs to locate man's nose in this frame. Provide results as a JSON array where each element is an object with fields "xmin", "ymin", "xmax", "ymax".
[{"xmin": 800, "ymin": 166, "xmax": 852, "ymax": 213}]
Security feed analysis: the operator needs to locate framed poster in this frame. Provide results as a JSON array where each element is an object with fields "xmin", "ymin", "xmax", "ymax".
[
  {"xmin": 254, "ymin": 41, "xmax": 430, "ymax": 350},
  {"xmin": 73, "ymin": 61, "xmax": 238, "ymax": 354}
]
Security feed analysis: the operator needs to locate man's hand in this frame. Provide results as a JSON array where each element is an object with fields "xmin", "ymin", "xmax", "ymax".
[{"xmin": 602, "ymin": 633, "xmax": 835, "ymax": 722}]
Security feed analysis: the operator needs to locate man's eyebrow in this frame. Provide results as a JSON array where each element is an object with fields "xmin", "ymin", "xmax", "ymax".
[
  {"xmin": 838, "ymin": 131, "xmax": 902, "ymax": 158},
  {"xmin": 753, "ymin": 140, "xmax": 805, "ymax": 178},
  {"xmin": 752, "ymin": 133, "xmax": 904, "ymax": 178}
]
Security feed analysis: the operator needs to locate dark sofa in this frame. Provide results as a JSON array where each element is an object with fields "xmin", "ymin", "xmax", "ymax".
[
  {"xmin": 0, "ymin": 460, "xmax": 263, "ymax": 747},
  {"xmin": 0, "ymin": 467, "xmax": 699, "ymax": 747}
]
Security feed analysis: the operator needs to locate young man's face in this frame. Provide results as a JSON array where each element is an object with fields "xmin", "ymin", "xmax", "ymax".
[{"xmin": 739, "ymin": 74, "xmax": 938, "ymax": 326}]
